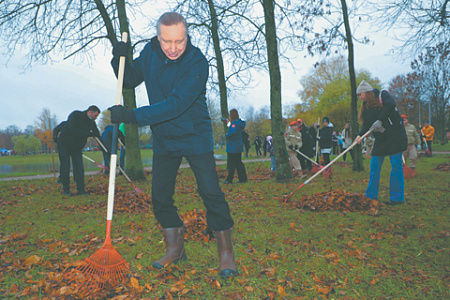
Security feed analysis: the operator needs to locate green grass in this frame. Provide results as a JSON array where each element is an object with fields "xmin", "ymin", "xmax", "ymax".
[{"xmin": 0, "ymin": 151, "xmax": 449, "ymax": 299}]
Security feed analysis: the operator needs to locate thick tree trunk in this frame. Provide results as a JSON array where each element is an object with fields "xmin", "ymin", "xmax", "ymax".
[
  {"xmin": 207, "ymin": 0, "xmax": 229, "ymax": 134},
  {"xmin": 122, "ymin": 90, "xmax": 146, "ymax": 180},
  {"xmin": 262, "ymin": 0, "xmax": 291, "ymax": 181},
  {"xmin": 116, "ymin": 0, "xmax": 145, "ymax": 181},
  {"xmin": 340, "ymin": 0, "xmax": 364, "ymax": 171}
]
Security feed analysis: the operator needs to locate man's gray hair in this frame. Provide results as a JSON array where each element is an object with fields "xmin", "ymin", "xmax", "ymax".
[{"xmin": 156, "ymin": 12, "xmax": 188, "ymax": 36}]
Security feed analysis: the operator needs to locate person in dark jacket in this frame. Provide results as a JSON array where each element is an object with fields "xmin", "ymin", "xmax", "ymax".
[
  {"xmin": 57, "ymin": 106, "xmax": 102, "ymax": 196},
  {"xmin": 296, "ymin": 119, "xmax": 314, "ymax": 173},
  {"xmin": 101, "ymin": 124, "xmax": 125, "ymax": 175},
  {"xmin": 224, "ymin": 109, "xmax": 248, "ymax": 183},
  {"xmin": 254, "ymin": 136, "xmax": 262, "ymax": 156},
  {"xmin": 53, "ymin": 121, "xmax": 66, "ymax": 143},
  {"xmin": 108, "ymin": 12, "xmax": 237, "ymax": 278},
  {"xmin": 318, "ymin": 117, "xmax": 333, "ymax": 165},
  {"xmin": 242, "ymin": 130, "xmax": 251, "ymax": 158},
  {"xmin": 355, "ymin": 80, "xmax": 407, "ymax": 205}
]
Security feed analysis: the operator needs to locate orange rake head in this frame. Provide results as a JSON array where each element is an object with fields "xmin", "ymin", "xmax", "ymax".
[{"xmin": 67, "ymin": 221, "xmax": 130, "ymax": 294}]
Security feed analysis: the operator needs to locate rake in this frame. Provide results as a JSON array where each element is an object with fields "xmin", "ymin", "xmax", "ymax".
[
  {"xmin": 82, "ymin": 154, "xmax": 109, "ymax": 171},
  {"xmin": 294, "ymin": 148, "xmax": 327, "ymax": 177},
  {"xmin": 284, "ymin": 128, "xmax": 374, "ymax": 203},
  {"xmin": 117, "ymin": 165, "xmax": 145, "ymax": 194},
  {"xmin": 67, "ymin": 32, "xmax": 130, "ymax": 293},
  {"xmin": 402, "ymin": 155, "xmax": 418, "ymax": 179}
]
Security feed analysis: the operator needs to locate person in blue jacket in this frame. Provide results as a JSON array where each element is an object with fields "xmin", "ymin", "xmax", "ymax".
[
  {"xmin": 108, "ymin": 12, "xmax": 237, "ymax": 278},
  {"xmin": 223, "ymin": 109, "xmax": 248, "ymax": 184},
  {"xmin": 355, "ymin": 80, "xmax": 407, "ymax": 205},
  {"xmin": 101, "ymin": 124, "xmax": 125, "ymax": 175}
]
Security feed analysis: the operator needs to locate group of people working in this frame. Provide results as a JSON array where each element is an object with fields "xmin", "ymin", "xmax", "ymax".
[{"xmin": 51, "ymin": 11, "xmax": 438, "ymax": 281}]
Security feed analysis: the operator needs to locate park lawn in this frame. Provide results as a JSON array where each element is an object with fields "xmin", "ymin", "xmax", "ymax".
[{"xmin": 0, "ymin": 152, "xmax": 449, "ymax": 299}]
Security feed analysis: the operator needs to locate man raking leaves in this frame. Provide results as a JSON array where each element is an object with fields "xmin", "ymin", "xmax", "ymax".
[{"xmin": 108, "ymin": 12, "xmax": 238, "ymax": 278}]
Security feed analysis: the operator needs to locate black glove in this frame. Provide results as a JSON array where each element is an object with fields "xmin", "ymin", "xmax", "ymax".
[
  {"xmin": 108, "ymin": 105, "xmax": 138, "ymax": 124},
  {"xmin": 294, "ymin": 145, "xmax": 299, "ymax": 150},
  {"xmin": 288, "ymin": 145, "xmax": 294, "ymax": 150},
  {"xmin": 112, "ymin": 41, "xmax": 131, "ymax": 57}
]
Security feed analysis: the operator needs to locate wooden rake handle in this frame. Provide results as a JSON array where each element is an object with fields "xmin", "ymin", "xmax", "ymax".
[{"xmin": 106, "ymin": 32, "xmax": 128, "ymax": 222}]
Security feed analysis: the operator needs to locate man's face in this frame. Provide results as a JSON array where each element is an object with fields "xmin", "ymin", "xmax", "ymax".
[
  {"xmin": 158, "ymin": 23, "xmax": 187, "ymax": 60},
  {"xmin": 403, "ymin": 118, "xmax": 408, "ymax": 126},
  {"xmin": 88, "ymin": 111, "xmax": 99, "ymax": 120}
]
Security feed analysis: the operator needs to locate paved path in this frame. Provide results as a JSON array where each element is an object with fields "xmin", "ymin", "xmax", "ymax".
[
  {"xmin": 1, "ymin": 150, "xmax": 448, "ymax": 182},
  {"xmin": 0, "ymin": 158, "xmax": 267, "ymax": 182}
]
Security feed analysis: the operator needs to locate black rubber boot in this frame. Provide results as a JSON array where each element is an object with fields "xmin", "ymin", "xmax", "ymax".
[
  {"xmin": 152, "ymin": 227, "xmax": 187, "ymax": 269},
  {"xmin": 215, "ymin": 228, "xmax": 238, "ymax": 278}
]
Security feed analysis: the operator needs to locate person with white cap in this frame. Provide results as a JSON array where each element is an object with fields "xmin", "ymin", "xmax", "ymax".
[{"xmin": 354, "ymin": 80, "xmax": 407, "ymax": 205}]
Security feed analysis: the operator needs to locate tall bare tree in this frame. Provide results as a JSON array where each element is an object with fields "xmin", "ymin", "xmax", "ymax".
[
  {"xmin": 0, "ymin": 0, "xmax": 146, "ymax": 179},
  {"xmin": 261, "ymin": 0, "xmax": 292, "ymax": 180},
  {"xmin": 375, "ymin": 0, "xmax": 450, "ymax": 56},
  {"xmin": 411, "ymin": 42, "xmax": 450, "ymax": 144}
]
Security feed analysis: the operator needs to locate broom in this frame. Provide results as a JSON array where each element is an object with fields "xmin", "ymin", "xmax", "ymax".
[
  {"xmin": 67, "ymin": 32, "xmax": 130, "ymax": 293},
  {"xmin": 294, "ymin": 148, "xmax": 326, "ymax": 177},
  {"xmin": 284, "ymin": 128, "xmax": 374, "ymax": 203},
  {"xmin": 402, "ymin": 155, "xmax": 418, "ymax": 179}
]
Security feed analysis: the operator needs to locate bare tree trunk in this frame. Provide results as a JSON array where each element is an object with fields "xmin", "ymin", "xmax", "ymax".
[
  {"xmin": 262, "ymin": 0, "xmax": 291, "ymax": 181},
  {"xmin": 116, "ymin": 0, "xmax": 145, "ymax": 180},
  {"xmin": 207, "ymin": 0, "xmax": 229, "ymax": 134},
  {"xmin": 340, "ymin": 0, "xmax": 364, "ymax": 171}
]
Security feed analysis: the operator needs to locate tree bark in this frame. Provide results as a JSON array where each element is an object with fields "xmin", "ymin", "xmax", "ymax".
[
  {"xmin": 340, "ymin": 0, "xmax": 364, "ymax": 171},
  {"xmin": 116, "ymin": 0, "xmax": 145, "ymax": 180},
  {"xmin": 262, "ymin": 0, "xmax": 291, "ymax": 181},
  {"xmin": 207, "ymin": 0, "xmax": 229, "ymax": 134}
]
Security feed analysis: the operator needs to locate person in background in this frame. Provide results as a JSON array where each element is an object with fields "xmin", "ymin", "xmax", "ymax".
[
  {"xmin": 309, "ymin": 122, "xmax": 320, "ymax": 162},
  {"xmin": 318, "ymin": 117, "xmax": 333, "ymax": 165},
  {"xmin": 332, "ymin": 131, "xmax": 338, "ymax": 155},
  {"xmin": 354, "ymin": 80, "xmax": 407, "ymax": 205},
  {"xmin": 421, "ymin": 121, "xmax": 435, "ymax": 156},
  {"xmin": 341, "ymin": 123, "xmax": 354, "ymax": 162},
  {"xmin": 285, "ymin": 121, "xmax": 305, "ymax": 178},
  {"xmin": 337, "ymin": 131, "xmax": 344, "ymax": 155},
  {"xmin": 401, "ymin": 115, "xmax": 420, "ymax": 170},
  {"xmin": 101, "ymin": 124, "xmax": 125, "ymax": 175},
  {"xmin": 57, "ymin": 105, "xmax": 102, "ymax": 196},
  {"xmin": 254, "ymin": 136, "xmax": 262, "ymax": 156},
  {"xmin": 263, "ymin": 135, "xmax": 268, "ymax": 157},
  {"xmin": 223, "ymin": 109, "xmax": 248, "ymax": 184},
  {"xmin": 108, "ymin": 12, "xmax": 238, "ymax": 278},
  {"xmin": 118, "ymin": 123, "xmax": 126, "ymax": 175},
  {"xmin": 296, "ymin": 119, "xmax": 314, "ymax": 174},
  {"xmin": 266, "ymin": 135, "xmax": 275, "ymax": 173},
  {"xmin": 242, "ymin": 130, "xmax": 251, "ymax": 158}
]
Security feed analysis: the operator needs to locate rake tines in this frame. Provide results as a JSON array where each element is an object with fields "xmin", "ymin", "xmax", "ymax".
[{"xmin": 67, "ymin": 221, "xmax": 130, "ymax": 294}]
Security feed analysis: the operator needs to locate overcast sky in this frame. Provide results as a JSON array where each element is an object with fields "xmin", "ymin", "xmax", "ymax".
[{"xmin": 0, "ymin": 12, "xmax": 412, "ymax": 131}]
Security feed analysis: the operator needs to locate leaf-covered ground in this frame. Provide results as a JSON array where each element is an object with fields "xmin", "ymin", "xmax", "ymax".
[{"xmin": 0, "ymin": 153, "xmax": 449, "ymax": 299}]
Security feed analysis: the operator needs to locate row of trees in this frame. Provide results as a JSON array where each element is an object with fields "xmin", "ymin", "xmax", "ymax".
[{"xmin": 1, "ymin": 0, "xmax": 448, "ymax": 180}]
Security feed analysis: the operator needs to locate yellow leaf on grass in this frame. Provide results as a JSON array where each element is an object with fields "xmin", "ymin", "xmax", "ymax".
[
  {"xmin": 277, "ymin": 285, "xmax": 287, "ymax": 296},
  {"xmin": 24, "ymin": 255, "xmax": 41, "ymax": 267},
  {"xmin": 369, "ymin": 279, "xmax": 377, "ymax": 285},
  {"xmin": 245, "ymin": 286, "xmax": 254, "ymax": 292},
  {"xmin": 130, "ymin": 277, "xmax": 140, "ymax": 289},
  {"xmin": 136, "ymin": 253, "xmax": 143, "ymax": 259}
]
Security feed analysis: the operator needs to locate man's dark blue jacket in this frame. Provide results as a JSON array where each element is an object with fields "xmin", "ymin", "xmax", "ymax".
[{"xmin": 112, "ymin": 36, "xmax": 212, "ymax": 157}]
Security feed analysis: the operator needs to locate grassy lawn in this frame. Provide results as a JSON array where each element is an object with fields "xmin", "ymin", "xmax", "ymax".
[{"xmin": 0, "ymin": 149, "xmax": 448, "ymax": 299}]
